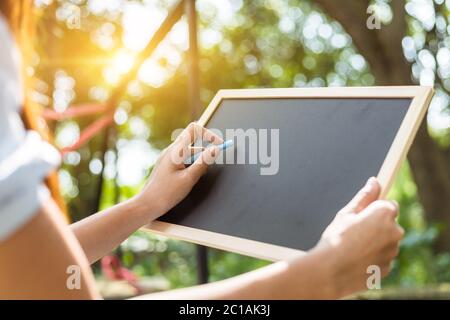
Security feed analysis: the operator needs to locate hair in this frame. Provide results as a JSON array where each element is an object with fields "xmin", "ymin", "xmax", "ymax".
[{"xmin": 0, "ymin": 0, "xmax": 67, "ymax": 217}]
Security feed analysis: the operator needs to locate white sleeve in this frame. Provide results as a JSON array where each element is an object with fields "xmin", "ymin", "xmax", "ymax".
[{"xmin": 0, "ymin": 16, "xmax": 61, "ymax": 242}]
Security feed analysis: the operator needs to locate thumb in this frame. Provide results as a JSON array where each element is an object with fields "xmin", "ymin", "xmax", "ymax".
[
  {"xmin": 186, "ymin": 145, "xmax": 220, "ymax": 182},
  {"xmin": 340, "ymin": 177, "xmax": 381, "ymax": 214}
]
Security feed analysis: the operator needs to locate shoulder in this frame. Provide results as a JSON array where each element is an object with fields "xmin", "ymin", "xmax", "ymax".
[{"xmin": 0, "ymin": 14, "xmax": 23, "ymax": 109}]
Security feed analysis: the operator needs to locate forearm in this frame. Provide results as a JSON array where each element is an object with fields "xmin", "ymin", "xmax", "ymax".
[
  {"xmin": 134, "ymin": 246, "xmax": 339, "ymax": 300},
  {"xmin": 71, "ymin": 196, "xmax": 160, "ymax": 264}
]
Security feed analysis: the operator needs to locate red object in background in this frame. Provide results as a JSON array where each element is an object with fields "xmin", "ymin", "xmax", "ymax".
[
  {"xmin": 60, "ymin": 112, "xmax": 114, "ymax": 154},
  {"xmin": 42, "ymin": 103, "xmax": 109, "ymax": 121},
  {"xmin": 42, "ymin": 103, "xmax": 114, "ymax": 154},
  {"xmin": 101, "ymin": 255, "xmax": 140, "ymax": 292}
]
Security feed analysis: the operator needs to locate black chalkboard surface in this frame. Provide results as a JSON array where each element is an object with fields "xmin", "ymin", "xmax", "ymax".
[{"xmin": 159, "ymin": 97, "xmax": 412, "ymax": 251}]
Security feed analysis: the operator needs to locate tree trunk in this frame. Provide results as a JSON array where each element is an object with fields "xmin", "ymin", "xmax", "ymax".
[{"xmin": 315, "ymin": 0, "xmax": 450, "ymax": 251}]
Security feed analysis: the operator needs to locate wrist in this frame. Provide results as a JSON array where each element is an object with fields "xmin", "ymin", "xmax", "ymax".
[
  {"xmin": 128, "ymin": 191, "xmax": 163, "ymax": 224},
  {"xmin": 306, "ymin": 243, "xmax": 344, "ymax": 299}
]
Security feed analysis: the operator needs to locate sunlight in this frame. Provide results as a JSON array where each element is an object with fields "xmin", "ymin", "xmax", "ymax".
[
  {"xmin": 104, "ymin": 48, "xmax": 173, "ymax": 89},
  {"xmin": 112, "ymin": 50, "xmax": 135, "ymax": 74},
  {"xmin": 103, "ymin": 50, "xmax": 135, "ymax": 85},
  {"xmin": 122, "ymin": 1, "xmax": 167, "ymax": 51},
  {"xmin": 138, "ymin": 58, "xmax": 172, "ymax": 88},
  {"xmin": 100, "ymin": 1, "xmax": 184, "ymax": 88}
]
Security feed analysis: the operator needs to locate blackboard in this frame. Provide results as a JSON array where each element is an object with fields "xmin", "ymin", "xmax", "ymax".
[{"xmin": 150, "ymin": 87, "xmax": 433, "ymax": 260}]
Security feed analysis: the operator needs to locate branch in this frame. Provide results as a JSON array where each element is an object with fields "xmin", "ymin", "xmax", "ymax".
[{"xmin": 314, "ymin": 0, "xmax": 410, "ymax": 84}]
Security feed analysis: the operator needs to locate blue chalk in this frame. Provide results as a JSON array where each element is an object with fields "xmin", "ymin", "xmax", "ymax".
[{"xmin": 185, "ymin": 139, "xmax": 234, "ymax": 165}]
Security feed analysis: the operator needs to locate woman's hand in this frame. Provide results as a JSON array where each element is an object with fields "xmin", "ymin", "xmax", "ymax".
[
  {"xmin": 311, "ymin": 177, "xmax": 404, "ymax": 298},
  {"xmin": 72, "ymin": 123, "xmax": 222, "ymax": 264},
  {"xmin": 134, "ymin": 122, "xmax": 223, "ymax": 221}
]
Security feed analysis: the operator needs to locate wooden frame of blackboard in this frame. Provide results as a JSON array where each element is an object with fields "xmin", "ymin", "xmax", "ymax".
[{"xmin": 142, "ymin": 86, "xmax": 434, "ymax": 261}]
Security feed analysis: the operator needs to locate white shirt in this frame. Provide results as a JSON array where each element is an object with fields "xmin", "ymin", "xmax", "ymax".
[{"xmin": 0, "ymin": 15, "xmax": 60, "ymax": 242}]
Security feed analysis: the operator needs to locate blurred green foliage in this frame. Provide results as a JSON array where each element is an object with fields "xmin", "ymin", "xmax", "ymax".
[{"xmin": 386, "ymin": 163, "xmax": 450, "ymax": 286}]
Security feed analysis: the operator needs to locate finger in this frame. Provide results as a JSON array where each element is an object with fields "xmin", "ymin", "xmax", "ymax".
[
  {"xmin": 387, "ymin": 242, "xmax": 401, "ymax": 260},
  {"xmin": 378, "ymin": 242, "xmax": 401, "ymax": 264},
  {"xmin": 184, "ymin": 146, "xmax": 211, "ymax": 165},
  {"xmin": 189, "ymin": 146, "xmax": 205, "ymax": 157},
  {"xmin": 362, "ymin": 200, "xmax": 399, "ymax": 221},
  {"xmin": 187, "ymin": 145, "xmax": 220, "ymax": 181},
  {"xmin": 393, "ymin": 223, "xmax": 404, "ymax": 241},
  {"xmin": 389, "ymin": 200, "xmax": 400, "ymax": 220},
  {"xmin": 201, "ymin": 126, "xmax": 224, "ymax": 145},
  {"xmin": 178, "ymin": 122, "xmax": 223, "ymax": 148},
  {"xmin": 173, "ymin": 123, "xmax": 196, "ymax": 162},
  {"xmin": 173, "ymin": 123, "xmax": 201, "ymax": 166},
  {"xmin": 341, "ymin": 177, "xmax": 381, "ymax": 214},
  {"xmin": 174, "ymin": 123, "xmax": 223, "ymax": 166}
]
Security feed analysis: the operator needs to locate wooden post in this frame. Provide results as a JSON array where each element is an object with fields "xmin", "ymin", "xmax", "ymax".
[
  {"xmin": 186, "ymin": 0, "xmax": 209, "ymax": 284},
  {"xmin": 186, "ymin": 0, "xmax": 201, "ymax": 120}
]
